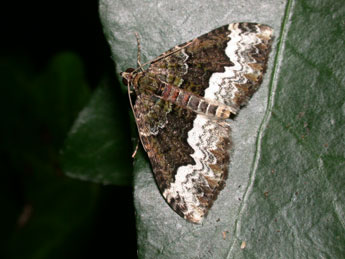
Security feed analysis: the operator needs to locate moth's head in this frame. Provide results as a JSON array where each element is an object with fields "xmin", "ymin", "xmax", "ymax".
[{"xmin": 120, "ymin": 68, "xmax": 135, "ymax": 86}]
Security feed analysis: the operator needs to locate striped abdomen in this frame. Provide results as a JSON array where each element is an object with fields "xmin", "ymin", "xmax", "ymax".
[{"xmin": 161, "ymin": 84, "xmax": 237, "ymax": 119}]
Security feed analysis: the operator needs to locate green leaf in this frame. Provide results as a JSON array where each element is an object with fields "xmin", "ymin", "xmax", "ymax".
[
  {"xmin": 0, "ymin": 53, "xmax": 101, "ymax": 258},
  {"xmin": 61, "ymin": 83, "xmax": 133, "ymax": 185},
  {"xmin": 98, "ymin": 0, "xmax": 345, "ymax": 258}
]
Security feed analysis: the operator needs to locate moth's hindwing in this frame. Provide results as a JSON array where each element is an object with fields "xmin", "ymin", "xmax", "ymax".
[{"xmin": 128, "ymin": 22, "xmax": 273, "ymax": 223}]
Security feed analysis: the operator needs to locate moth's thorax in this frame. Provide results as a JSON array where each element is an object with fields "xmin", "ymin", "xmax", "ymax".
[{"xmin": 134, "ymin": 72, "xmax": 164, "ymax": 96}]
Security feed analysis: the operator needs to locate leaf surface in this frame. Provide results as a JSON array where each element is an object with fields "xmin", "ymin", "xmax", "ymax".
[{"xmin": 97, "ymin": 0, "xmax": 345, "ymax": 257}]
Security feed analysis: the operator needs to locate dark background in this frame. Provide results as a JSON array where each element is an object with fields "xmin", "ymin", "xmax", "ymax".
[{"xmin": 1, "ymin": 1, "xmax": 137, "ymax": 258}]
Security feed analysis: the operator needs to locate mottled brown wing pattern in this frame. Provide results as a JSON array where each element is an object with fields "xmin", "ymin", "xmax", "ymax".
[
  {"xmin": 149, "ymin": 25, "xmax": 233, "ymax": 97},
  {"xmin": 134, "ymin": 94, "xmax": 195, "ymax": 191},
  {"xmin": 149, "ymin": 23, "xmax": 273, "ymax": 110},
  {"xmin": 124, "ymin": 23, "xmax": 273, "ymax": 223},
  {"xmin": 134, "ymin": 94, "xmax": 231, "ymax": 223}
]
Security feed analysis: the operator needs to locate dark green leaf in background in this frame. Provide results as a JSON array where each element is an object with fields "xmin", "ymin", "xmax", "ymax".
[
  {"xmin": 61, "ymin": 83, "xmax": 133, "ymax": 185},
  {"xmin": 95, "ymin": 0, "xmax": 345, "ymax": 258},
  {"xmin": 0, "ymin": 53, "xmax": 101, "ymax": 258}
]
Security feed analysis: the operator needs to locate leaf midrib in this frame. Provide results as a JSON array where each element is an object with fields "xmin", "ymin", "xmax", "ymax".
[{"xmin": 226, "ymin": 0, "xmax": 295, "ymax": 257}]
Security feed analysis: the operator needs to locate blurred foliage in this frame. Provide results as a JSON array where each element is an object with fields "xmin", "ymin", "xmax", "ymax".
[
  {"xmin": 61, "ymin": 82, "xmax": 133, "ymax": 185},
  {"xmin": 0, "ymin": 53, "xmax": 136, "ymax": 258},
  {"xmin": 1, "ymin": 1, "xmax": 137, "ymax": 258}
]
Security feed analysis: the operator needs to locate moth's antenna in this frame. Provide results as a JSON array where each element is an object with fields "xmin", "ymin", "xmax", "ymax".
[{"xmin": 135, "ymin": 32, "xmax": 144, "ymax": 72}]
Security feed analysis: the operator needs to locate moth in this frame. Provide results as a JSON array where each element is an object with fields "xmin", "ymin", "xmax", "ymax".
[{"xmin": 121, "ymin": 23, "xmax": 273, "ymax": 223}]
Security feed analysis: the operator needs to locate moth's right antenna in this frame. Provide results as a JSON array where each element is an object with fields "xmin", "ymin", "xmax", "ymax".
[{"xmin": 135, "ymin": 32, "xmax": 144, "ymax": 72}]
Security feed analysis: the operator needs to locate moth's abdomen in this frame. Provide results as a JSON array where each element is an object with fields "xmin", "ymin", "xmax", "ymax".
[{"xmin": 161, "ymin": 83, "xmax": 236, "ymax": 119}]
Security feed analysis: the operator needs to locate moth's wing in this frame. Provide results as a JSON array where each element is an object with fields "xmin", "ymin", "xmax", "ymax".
[
  {"xmin": 136, "ymin": 23, "xmax": 273, "ymax": 223},
  {"xmin": 149, "ymin": 22, "xmax": 273, "ymax": 111},
  {"xmin": 134, "ymin": 94, "xmax": 231, "ymax": 223}
]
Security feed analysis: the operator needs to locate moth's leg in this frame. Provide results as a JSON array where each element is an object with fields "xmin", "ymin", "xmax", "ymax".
[{"xmin": 131, "ymin": 138, "xmax": 140, "ymax": 158}]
